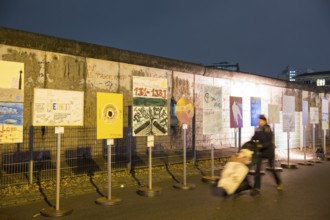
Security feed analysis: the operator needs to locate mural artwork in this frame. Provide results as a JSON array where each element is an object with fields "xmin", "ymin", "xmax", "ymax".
[
  {"xmin": 33, "ymin": 88, "xmax": 84, "ymax": 126},
  {"xmin": 0, "ymin": 60, "xmax": 24, "ymax": 143},
  {"xmin": 132, "ymin": 76, "xmax": 168, "ymax": 136},
  {"xmin": 250, "ymin": 97, "xmax": 261, "ymax": 127},
  {"xmin": 203, "ymin": 85, "xmax": 222, "ymax": 134},
  {"xmin": 282, "ymin": 95, "xmax": 295, "ymax": 132},
  {"xmin": 0, "ymin": 102, "xmax": 23, "ymax": 143},
  {"xmin": 97, "ymin": 92, "xmax": 123, "ymax": 139},
  {"xmin": 230, "ymin": 96, "xmax": 243, "ymax": 128}
]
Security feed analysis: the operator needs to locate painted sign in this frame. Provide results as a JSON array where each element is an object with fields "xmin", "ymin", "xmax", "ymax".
[
  {"xmin": 268, "ymin": 104, "xmax": 280, "ymax": 124},
  {"xmin": 282, "ymin": 95, "xmax": 295, "ymax": 132},
  {"xmin": 310, "ymin": 107, "xmax": 319, "ymax": 124},
  {"xmin": 203, "ymin": 85, "xmax": 221, "ymax": 134},
  {"xmin": 97, "ymin": 92, "xmax": 123, "ymax": 139},
  {"xmin": 0, "ymin": 102, "xmax": 23, "ymax": 143},
  {"xmin": 132, "ymin": 76, "xmax": 168, "ymax": 136},
  {"xmin": 176, "ymin": 97, "xmax": 194, "ymax": 125},
  {"xmin": 0, "ymin": 61, "xmax": 25, "ymax": 143},
  {"xmin": 250, "ymin": 97, "xmax": 261, "ymax": 126},
  {"xmin": 230, "ymin": 96, "xmax": 243, "ymax": 128},
  {"xmin": 302, "ymin": 101, "xmax": 308, "ymax": 126},
  {"xmin": 33, "ymin": 88, "xmax": 84, "ymax": 126},
  {"xmin": 0, "ymin": 60, "xmax": 24, "ymax": 102},
  {"xmin": 322, "ymin": 98, "xmax": 328, "ymax": 130}
]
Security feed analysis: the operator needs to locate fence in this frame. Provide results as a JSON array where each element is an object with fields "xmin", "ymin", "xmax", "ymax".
[{"xmin": 1, "ymin": 126, "xmax": 234, "ymax": 187}]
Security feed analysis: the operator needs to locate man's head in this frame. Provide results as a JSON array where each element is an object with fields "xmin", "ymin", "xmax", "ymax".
[{"xmin": 258, "ymin": 114, "xmax": 267, "ymax": 126}]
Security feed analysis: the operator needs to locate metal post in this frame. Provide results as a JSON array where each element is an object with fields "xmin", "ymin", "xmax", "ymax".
[
  {"xmin": 95, "ymin": 139, "xmax": 121, "ymax": 205},
  {"xmin": 149, "ymin": 146, "xmax": 152, "ymax": 190},
  {"xmin": 137, "ymin": 135, "xmax": 162, "ymax": 197},
  {"xmin": 323, "ymin": 129, "xmax": 326, "ymax": 157},
  {"xmin": 308, "ymin": 124, "xmax": 321, "ymax": 163},
  {"xmin": 40, "ymin": 127, "xmax": 73, "ymax": 217},
  {"xmin": 183, "ymin": 127, "xmax": 187, "ymax": 186},
  {"xmin": 234, "ymin": 129, "xmax": 238, "ymax": 152},
  {"xmin": 281, "ymin": 132, "xmax": 297, "ymax": 169},
  {"xmin": 174, "ymin": 124, "xmax": 196, "ymax": 190},
  {"xmin": 211, "ymin": 144, "xmax": 214, "ymax": 177},
  {"xmin": 29, "ymin": 102, "xmax": 34, "ymax": 184},
  {"xmin": 107, "ymin": 144, "xmax": 112, "ymax": 200},
  {"xmin": 238, "ymin": 128, "xmax": 241, "ymax": 151},
  {"xmin": 287, "ymin": 132, "xmax": 290, "ymax": 166},
  {"xmin": 55, "ymin": 133, "xmax": 61, "ymax": 211},
  {"xmin": 299, "ymin": 125, "xmax": 312, "ymax": 166}
]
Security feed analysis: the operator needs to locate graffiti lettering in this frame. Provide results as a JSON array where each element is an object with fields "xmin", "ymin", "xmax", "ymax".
[{"xmin": 134, "ymin": 88, "xmax": 167, "ymax": 99}]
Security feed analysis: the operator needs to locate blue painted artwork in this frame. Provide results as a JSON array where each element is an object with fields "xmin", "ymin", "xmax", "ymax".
[
  {"xmin": 0, "ymin": 102, "xmax": 23, "ymax": 125},
  {"xmin": 250, "ymin": 97, "xmax": 261, "ymax": 126}
]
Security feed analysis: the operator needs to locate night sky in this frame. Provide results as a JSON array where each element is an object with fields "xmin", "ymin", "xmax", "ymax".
[{"xmin": 1, "ymin": 0, "xmax": 330, "ymax": 78}]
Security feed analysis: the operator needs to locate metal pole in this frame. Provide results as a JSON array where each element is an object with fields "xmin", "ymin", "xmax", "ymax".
[
  {"xmin": 211, "ymin": 144, "xmax": 214, "ymax": 177},
  {"xmin": 234, "ymin": 129, "xmax": 238, "ymax": 152},
  {"xmin": 304, "ymin": 126, "xmax": 307, "ymax": 162},
  {"xmin": 149, "ymin": 146, "xmax": 152, "ymax": 189},
  {"xmin": 56, "ymin": 132, "xmax": 61, "ymax": 211},
  {"xmin": 313, "ymin": 124, "xmax": 316, "ymax": 160},
  {"xmin": 238, "ymin": 128, "xmax": 241, "ymax": 151},
  {"xmin": 183, "ymin": 126, "xmax": 187, "ymax": 186},
  {"xmin": 323, "ymin": 129, "xmax": 326, "ymax": 157},
  {"xmin": 29, "ymin": 102, "xmax": 34, "ymax": 184},
  {"xmin": 287, "ymin": 132, "xmax": 290, "ymax": 165},
  {"xmin": 107, "ymin": 143, "xmax": 112, "ymax": 200}
]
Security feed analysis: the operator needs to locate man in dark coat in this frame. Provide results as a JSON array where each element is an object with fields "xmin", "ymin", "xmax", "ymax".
[{"xmin": 250, "ymin": 114, "xmax": 282, "ymax": 196}]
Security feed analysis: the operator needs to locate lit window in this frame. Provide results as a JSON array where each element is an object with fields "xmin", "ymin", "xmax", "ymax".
[{"xmin": 317, "ymin": 79, "xmax": 325, "ymax": 86}]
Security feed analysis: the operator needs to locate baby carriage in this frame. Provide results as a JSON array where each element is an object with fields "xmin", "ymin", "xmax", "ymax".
[{"xmin": 217, "ymin": 141, "xmax": 257, "ymax": 195}]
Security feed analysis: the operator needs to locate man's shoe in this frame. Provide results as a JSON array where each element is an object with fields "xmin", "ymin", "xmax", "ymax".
[
  {"xmin": 276, "ymin": 183, "xmax": 283, "ymax": 191},
  {"xmin": 250, "ymin": 189, "xmax": 260, "ymax": 197}
]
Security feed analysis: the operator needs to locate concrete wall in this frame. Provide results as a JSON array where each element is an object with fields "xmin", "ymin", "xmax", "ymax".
[{"xmin": 1, "ymin": 27, "xmax": 330, "ymax": 154}]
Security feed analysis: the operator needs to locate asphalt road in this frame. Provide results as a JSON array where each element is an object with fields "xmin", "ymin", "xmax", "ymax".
[{"xmin": 1, "ymin": 161, "xmax": 330, "ymax": 220}]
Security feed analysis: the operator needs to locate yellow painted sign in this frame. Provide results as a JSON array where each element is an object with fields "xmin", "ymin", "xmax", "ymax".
[
  {"xmin": 97, "ymin": 93, "xmax": 123, "ymax": 139},
  {"xmin": 0, "ymin": 60, "xmax": 24, "ymax": 102}
]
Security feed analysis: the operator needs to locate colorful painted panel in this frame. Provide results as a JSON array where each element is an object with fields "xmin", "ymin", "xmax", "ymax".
[
  {"xmin": 132, "ymin": 106, "xmax": 168, "ymax": 136},
  {"xmin": 33, "ymin": 88, "xmax": 84, "ymax": 126},
  {"xmin": 302, "ymin": 101, "xmax": 308, "ymax": 126},
  {"xmin": 250, "ymin": 97, "xmax": 261, "ymax": 126},
  {"xmin": 203, "ymin": 85, "xmax": 221, "ymax": 134},
  {"xmin": 282, "ymin": 95, "xmax": 295, "ymax": 132},
  {"xmin": 230, "ymin": 96, "xmax": 243, "ymax": 128},
  {"xmin": 310, "ymin": 107, "xmax": 319, "ymax": 124},
  {"xmin": 322, "ymin": 98, "xmax": 328, "ymax": 130},
  {"xmin": 268, "ymin": 104, "xmax": 280, "ymax": 124},
  {"xmin": 97, "ymin": 93, "xmax": 123, "ymax": 139},
  {"xmin": 132, "ymin": 76, "xmax": 168, "ymax": 136},
  {"xmin": 0, "ymin": 60, "xmax": 24, "ymax": 102},
  {"xmin": 0, "ymin": 102, "xmax": 23, "ymax": 143}
]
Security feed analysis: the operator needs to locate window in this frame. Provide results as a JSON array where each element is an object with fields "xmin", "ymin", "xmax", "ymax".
[{"xmin": 317, "ymin": 79, "xmax": 325, "ymax": 86}]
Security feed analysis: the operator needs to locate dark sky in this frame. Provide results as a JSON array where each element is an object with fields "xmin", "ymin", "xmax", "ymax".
[{"xmin": 1, "ymin": 0, "xmax": 330, "ymax": 78}]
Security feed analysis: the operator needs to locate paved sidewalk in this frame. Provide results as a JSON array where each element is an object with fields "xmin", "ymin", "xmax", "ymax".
[{"xmin": 1, "ymin": 157, "xmax": 330, "ymax": 220}]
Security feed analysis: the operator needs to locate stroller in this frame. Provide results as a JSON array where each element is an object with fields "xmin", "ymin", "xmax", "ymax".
[{"xmin": 218, "ymin": 141, "xmax": 257, "ymax": 195}]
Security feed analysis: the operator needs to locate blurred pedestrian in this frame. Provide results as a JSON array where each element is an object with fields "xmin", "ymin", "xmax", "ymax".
[{"xmin": 250, "ymin": 114, "xmax": 282, "ymax": 196}]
